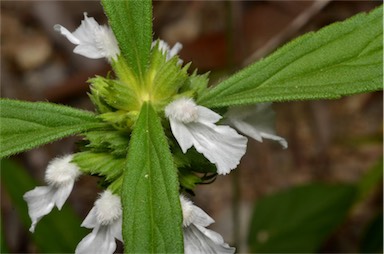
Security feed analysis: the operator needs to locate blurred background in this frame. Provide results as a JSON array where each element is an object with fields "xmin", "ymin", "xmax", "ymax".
[{"xmin": 1, "ymin": 1, "xmax": 382, "ymax": 253}]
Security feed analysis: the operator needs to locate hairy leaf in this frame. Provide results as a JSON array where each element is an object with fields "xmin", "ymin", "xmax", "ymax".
[
  {"xmin": 102, "ymin": 0, "xmax": 152, "ymax": 82},
  {"xmin": 0, "ymin": 99, "xmax": 105, "ymax": 158},
  {"xmin": 198, "ymin": 6, "xmax": 383, "ymax": 107},
  {"xmin": 122, "ymin": 103, "xmax": 183, "ymax": 253}
]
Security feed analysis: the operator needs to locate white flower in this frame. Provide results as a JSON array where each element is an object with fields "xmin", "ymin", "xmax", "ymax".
[
  {"xmin": 152, "ymin": 39, "xmax": 183, "ymax": 64},
  {"xmin": 165, "ymin": 98, "xmax": 247, "ymax": 175},
  {"xmin": 23, "ymin": 154, "xmax": 81, "ymax": 232},
  {"xmin": 54, "ymin": 12, "xmax": 120, "ymax": 61},
  {"xmin": 225, "ymin": 103, "xmax": 288, "ymax": 149},
  {"xmin": 180, "ymin": 195, "xmax": 235, "ymax": 254},
  {"xmin": 75, "ymin": 190, "xmax": 122, "ymax": 254}
]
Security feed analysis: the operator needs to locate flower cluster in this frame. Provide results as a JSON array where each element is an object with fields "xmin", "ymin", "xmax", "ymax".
[{"xmin": 24, "ymin": 13, "xmax": 287, "ymax": 253}]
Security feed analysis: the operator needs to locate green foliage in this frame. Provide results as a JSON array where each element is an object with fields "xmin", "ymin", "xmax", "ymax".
[
  {"xmin": 89, "ymin": 76, "xmax": 140, "ymax": 112},
  {"xmin": 0, "ymin": 159, "xmax": 87, "ymax": 252},
  {"xmin": 122, "ymin": 103, "xmax": 183, "ymax": 253},
  {"xmin": 89, "ymin": 76, "xmax": 140, "ymax": 129},
  {"xmin": 0, "ymin": 214, "xmax": 8, "ymax": 253},
  {"xmin": 357, "ymin": 159, "xmax": 383, "ymax": 253},
  {"xmin": 360, "ymin": 211, "xmax": 383, "ymax": 253},
  {"xmin": 198, "ymin": 6, "xmax": 383, "ymax": 108},
  {"xmin": 82, "ymin": 129, "xmax": 130, "ymax": 156},
  {"xmin": 102, "ymin": 0, "xmax": 152, "ymax": 82},
  {"xmin": 357, "ymin": 157, "xmax": 383, "ymax": 201},
  {"xmin": 73, "ymin": 151, "xmax": 125, "ymax": 183},
  {"xmin": 184, "ymin": 70, "xmax": 210, "ymax": 98},
  {"xmin": 248, "ymin": 183, "xmax": 357, "ymax": 253},
  {"xmin": 0, "ymin": 99, "xmax": 105, "ymax": 158},
  {"xmin": 148, "ymin": 42, "xmax": 190, "ymax": 106}
]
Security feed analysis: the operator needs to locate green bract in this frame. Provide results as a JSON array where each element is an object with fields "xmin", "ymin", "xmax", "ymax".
[{"xmin": 90, "ymin": 41, "xmax": 207, "ymax": 131}]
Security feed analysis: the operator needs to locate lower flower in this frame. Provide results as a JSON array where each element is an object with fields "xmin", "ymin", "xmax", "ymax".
[
  {"xmin": 225, "ymin": 103, "xmax": 288, "ymax": 149},
  {"xmin": 23, "ymin": 154, "xmax": 81, "ymax": 232},
  {"xmin": 180, "ymin": 195, "xmax": 235, "ymax": 254},
  {"xmin": 75, "ymin": 190, "xmax": 123, "ymax": 254}
]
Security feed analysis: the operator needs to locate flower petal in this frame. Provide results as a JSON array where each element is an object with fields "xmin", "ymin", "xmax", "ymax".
[
  {"xmin": 23, "ymin": 186, "xmax": 56, "ymax": 232},
  {"xmin": 72, "ymin": 13, "xmax": 99, "ymax": 43},
  {"xmin": 55, "ymin": 13, "xmax": 119, "ymax": 60},
  {"xmin": 54, "ymin": 25, "xmax": 80, "ymax": 44},
  {"xmin": 77, "ymin": 191, "xmax": 123, "ymax": 254},
  {"xmin": 154, "ymin": 40, "xmax": 183, "ymax": 62},
  {"xmin": 196, "ymin": 225, "xmax": 232, "ymax": 248},
  {"xmin": 81, "ymin": 207, "xmax": 98, "ymax": 229},
  {"xmin": 74, "ymin": 44, "xmax": 106, "ymax": 59},
  {"xmin": 180, "ymin": 195, "xmax": 214, "ymax": 228},
  {"xmin": 259, "ymin": 132, "xmax": 288, "ymax": 149},
  {"xmin": 168, "ymin": 42, "xmax": 183, "ymax": 60},
  {"xmin": 226, "ymin": 104, "xmax": 288, "ymax": 149},
  {"xmin": 181, "ymin": 195, "xmax": 235, "ymax": 254},
  {"xmin": 54, "ymin": 181, "xmax": 75, "ymax": 210},
  {"xmin": 186, "ymin": 122, "xmax": 247, "ymax": 175},
  {"xmin": 184, "ymin": 224, "xmax": 235, "ymax": 254},
  {"xmin": 196, "ymin": 106, "xmax": 222, "ymax": 124},
  {"xmin": 75, "ymin": 225, "xmax": 117, "ymax": 254},
  {"xmin": 169, "ymin": 118, "xmax": 195, "ymax": 153},
  {"xmin": 109, "ymin": 217, "xmax": 123, "ymax": 242},
  {"xmin": 191, "ymin": 205, "xmax": 215, "ymax": 228}
]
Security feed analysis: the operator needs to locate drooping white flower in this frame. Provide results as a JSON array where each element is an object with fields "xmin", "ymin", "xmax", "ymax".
[
  {"xmin": 180, "ymin": 195, "xmax": 235, "ymax": 254},
  {"xmin": 165, "ymin": 98, "xmax": 247, "ymax": 175},
  {"xmin": 225, "ymin": 103, "xmax": 288, "ymax": 149},
  {"xmin": 54, "ymin": 12, "xmax": 120, "ymax": 61},
  {"xmin": 152, "ymin": 39, "xmax": 183, "ymax": 64},
  {"xmin": 75, "ymin": 190, "xmax": 122, "ymax": 254},
  {"xmin": 23, "ymin": 154, "xmax": 81, "ymax": 232}
]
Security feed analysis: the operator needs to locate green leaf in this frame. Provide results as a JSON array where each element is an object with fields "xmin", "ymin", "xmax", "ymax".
[
  {"xmin": 0, "ymin": 159, "xmax": 87, "ymax": 252},
  {"xmin": 102, "ymin": 0, "xmax": 152, "ymax": 82},
  {"xmin": 360, "ymin": 211, "xmax": 383, "ymax": 253},
  {"xmin": 0, "ymin": 99, "xmax": 105, "ymax": 158},
  {"xmin": 198, "ymin": 6, "xmax": 383, "ymax": 108},
  {"xmin": 357, "ymin": 157, "xmax": 383, "ymax": 201},
  {"xmin": 248, "ymin": 183, "xmax": 357, "ymax": 253},
  {"xmin": 122, "ymin": 103, "xmax": 183, "ymax": 253}
]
